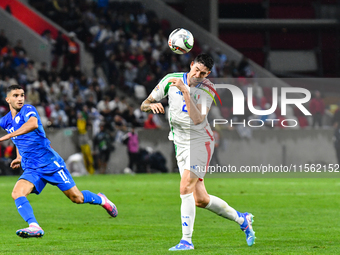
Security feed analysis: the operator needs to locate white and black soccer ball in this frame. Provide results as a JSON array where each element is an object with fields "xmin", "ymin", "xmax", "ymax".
[{"xmin": 168, "ymin": 28, "xmax": 194, "ymax": 54}]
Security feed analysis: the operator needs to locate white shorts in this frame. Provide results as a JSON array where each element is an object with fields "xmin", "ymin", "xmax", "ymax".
[{"xmin": 176, "ymin": 140, "xmax": 215, "ymax": 179}]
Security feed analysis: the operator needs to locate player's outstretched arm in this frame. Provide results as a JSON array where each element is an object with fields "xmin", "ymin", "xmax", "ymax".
[
  {"xmin": 140, "ymin": 94, "xmax": 165, "ymax": 114},
  {"xmin": 0, "ymin": 117, "xmax": 38, "ymax": 142}
]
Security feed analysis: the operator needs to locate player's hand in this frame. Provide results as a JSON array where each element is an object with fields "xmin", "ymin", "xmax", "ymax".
[
  {"xmin": 169, "ymin": 78, "xmax": 186, "ymax": 93},
  {"xmin": 10, "ymin": 158, "xmax": 21, "ymax": 169},
  {"xmin": 150, "ymin": 103, "xmax": 165, "ymax": 114}
]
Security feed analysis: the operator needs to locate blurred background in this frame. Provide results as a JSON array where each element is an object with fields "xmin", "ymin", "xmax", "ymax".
[{"xmin": 0, "ymin": 0, "xmax": 339, "ymax": 175}]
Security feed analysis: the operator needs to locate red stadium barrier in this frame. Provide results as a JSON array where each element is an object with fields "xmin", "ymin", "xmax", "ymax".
[{"xmin": 0, "ymin": 0, "xmax": 59, "ymax": 38}]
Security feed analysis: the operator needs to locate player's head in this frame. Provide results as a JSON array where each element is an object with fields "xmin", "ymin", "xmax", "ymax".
[
  {"xmin": 6, "ymin": 85, "xmax": 25, "ymax": 111},
  {"xmin": 188, "ymin": 54, "xmax": 214, "ymax": 84}
]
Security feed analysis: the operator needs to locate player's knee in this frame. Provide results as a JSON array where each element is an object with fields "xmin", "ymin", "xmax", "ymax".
[
  {"xmin": 11, "ymin": 191, "xmax": 18, "ymax": 200},
  {"xmin": 12, "ymin": 190, "xmax": 24, "ymax": 200}
]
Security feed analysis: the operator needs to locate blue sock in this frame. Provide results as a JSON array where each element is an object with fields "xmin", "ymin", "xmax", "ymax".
[
  {"xmin": 15, "ymin": 196, "xmax": 38, "ymax": 225},
  {"xmin": 81, "ymin": 190, "xmax": 102, "ymax": 205}
]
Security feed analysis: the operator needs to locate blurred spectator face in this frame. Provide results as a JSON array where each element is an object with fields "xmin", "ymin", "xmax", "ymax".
[{"xmin": 315, "ymin": 91, "xmax": 321, "ymax": 98}]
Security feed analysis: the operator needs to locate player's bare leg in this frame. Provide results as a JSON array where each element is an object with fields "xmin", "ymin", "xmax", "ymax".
[
  {"xmin": 195, "ymin": 179, "xmax": 256, "ymax": 246},
  {"xmin": 63, "ymin": 186, "xmax": 118, "ymax": 217},
  {"xmin": 169, "ymin": 170, "xmax": 198, "ymax": 251},
  {"xmin": 12, "ymin": 179, "xmax": 44, "ymax": 238}
]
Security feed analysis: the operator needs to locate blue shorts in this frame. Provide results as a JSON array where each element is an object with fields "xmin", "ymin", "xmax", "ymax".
[{"xmin": 18, "ymin": 167, "xmax": 76, "ymax": 195}]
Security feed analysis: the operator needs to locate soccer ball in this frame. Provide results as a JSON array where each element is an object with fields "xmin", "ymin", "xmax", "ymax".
[{"xmin": 168, "ymin": 28, "xmax": 194, "ymax": 54}]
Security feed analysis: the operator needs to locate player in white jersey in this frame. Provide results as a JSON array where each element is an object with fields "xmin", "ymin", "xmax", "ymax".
[{"xmin": 141, "ymin": 54, "xmax": 255, "ymax": 250}]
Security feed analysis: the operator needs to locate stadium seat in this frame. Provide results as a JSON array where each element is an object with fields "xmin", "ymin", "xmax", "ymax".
[{"xmin": 134, "ymin": 84, "xmax": 147, "ymax": 100}]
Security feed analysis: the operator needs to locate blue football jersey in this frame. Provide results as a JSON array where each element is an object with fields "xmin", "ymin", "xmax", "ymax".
[{"xmin": 0, "ymin": 104, "xmax": 65, "ymax": 173}]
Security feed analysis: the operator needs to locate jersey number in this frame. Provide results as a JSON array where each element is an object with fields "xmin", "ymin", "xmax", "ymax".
[
  {"xmin": 182, "ymin": 102, "xmax": 188, "ymax": 112},
  {"xmin": 58, "ymin": 169, "xmax": 70, "ymax": 183}
]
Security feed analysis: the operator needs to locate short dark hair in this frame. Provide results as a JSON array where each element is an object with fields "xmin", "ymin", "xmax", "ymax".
[
  {"xmin": 194, "ymin": 53, "xmax": 214, "ymax": 71},
  {"xmin": 7, "ymin": 85, "xmax": 24, "ymax": 94}
]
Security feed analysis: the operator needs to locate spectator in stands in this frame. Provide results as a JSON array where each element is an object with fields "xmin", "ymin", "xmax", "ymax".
[
  {"xmin": 15, "ymin": 62, "xmax": 27, "ymax": 84},
  {"xmin": 93, "ymin": 123, "xmax": 113, "ymax": 174},
  {"xmin": 25, "ymin": 60, "xmax": 38, "ymax": 84},
  {"xmin": 123, "ymin": 126, "xmax": 140, "ymax": 173},
  {"xmin": 1, "ymin": 43, "xmax": 16, "ymax": 57},
  {"xmin": 38, "ymin": 62, "xmax": 49, "ymax": 82},
  {"xmin": 122, "ymin": 105, "xmax": 141, "ymax": 127},
  {"xmin": 124, "ymin": 62, "xmax": 137, "ymax": 90},
  {"xmin": 1, "ymin": 60, "xmax": 16, "ymax": 78},
  {"xmin": 105, "ymin": 84, "xmax": 116, "ymax": 101},
  {"xmin": 41, "ymin": 29, "xmax": 55, "ymax": 47},
  {"xmin": 97, "ymin": 95, "xmax": 114, "ymax": 120},
  {"xmin": 50, "ymin": 104, "xmax": 68, "ymax": 128},
  {"xmin": 37, "ymin": 80, "xmax": 49, "ymax": 105},
  {"xmin": 118, "ymin": 96, "xmax": 128, "ymax": 113},
  {"xmin": 144, "ymin": 114, "xmax": 161, "ymax": 129},
  {"xmin": 77, "ymin": 109, "xmax": 95, "ymax": 174},
  {"xmin": 309, "ymin": 90, "xmax": 325, "ymax": 128},
  {"xmin": 144, "ymin": 72, "xmax": 158, "ymax": 95},
  {"xmin": 153, "ymin": 29, "xmax": 168, "ymax": 52},
  {"xmin": 66, "ymin": 32, "xmax": 79, "ymax": 69},
  {"xmin": 13, "ymin": 40, "xmax": 27, "ymax": 55},
  {"xmin": 0, "ymin": 30, "xmax": 8, "ymax": 49},
  {"xmin": 13, "ymin": 51, "xmax": 28, "ymax": 68},
  {"xmin": 26, "ymin": 87, "xmax": 40, "ymax": 106},
  {"xmin": 67, "ymin": 108, "xmax": 78, "ymax": 127},
  {"xmin": 238, "ymin": 57, "xmax": 253, "ymax": 77},
  {"xmin": 53, "ymin": 31, "xmax": 66, "ymax": 71},
  {"xmin": 2, "ymin": 75, "xmax": 17, "ymax": 87},
  {"xmin": 92, "ymin": 42, "xmax": 107, "ymax": 77}
]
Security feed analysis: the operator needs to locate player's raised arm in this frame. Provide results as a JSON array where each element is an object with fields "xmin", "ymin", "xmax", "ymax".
[
  {"xmin": 169, "ymin": 78, "xmax": 208, "ymax": 125},
  {"xmin": 0, "ymin": 117, "xmax": 38, "ymax": 142},
  {"xmin": 140, "ymin": 94, "xmax": 165, "ymax": 114}
]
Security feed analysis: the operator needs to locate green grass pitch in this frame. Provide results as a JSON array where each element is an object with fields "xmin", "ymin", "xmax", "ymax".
[{"xmin": 0, "ymin": 174, "xmax": 339, "ymax": 254}]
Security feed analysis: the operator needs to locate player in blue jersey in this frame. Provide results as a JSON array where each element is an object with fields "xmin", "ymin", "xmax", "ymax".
[{"xmin": 0, "ymin": 85, "xmax": 118, "ymax": 238}]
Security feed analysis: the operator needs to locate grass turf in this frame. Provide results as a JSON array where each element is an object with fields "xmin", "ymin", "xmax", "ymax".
[{"xmin": 0, "ymin": 174, "xmax": 339, "ymax": 254}]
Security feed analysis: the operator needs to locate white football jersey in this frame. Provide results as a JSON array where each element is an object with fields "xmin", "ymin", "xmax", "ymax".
[{"xmin": 151, "ymin": 72, "xmax": 215, "ymax": 147}]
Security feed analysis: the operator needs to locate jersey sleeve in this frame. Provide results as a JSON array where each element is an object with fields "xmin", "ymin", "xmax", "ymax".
[
  {"xmin": 197, "ymin": 79, "xmax": 216, "ymax": 110},
  {"xmin": 150, "ymin": 74, "xmax": 172, "ymax": 101},
  {"xmin": 22, "ymin": 105, "xmax": 39, "ymax": 122}
]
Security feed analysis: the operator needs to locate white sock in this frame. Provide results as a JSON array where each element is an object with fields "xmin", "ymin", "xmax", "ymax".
[
  {"xmin": 180, "ymin": 192, "xmax": 195, "ymax": 244},
  {"xmin": 29, "ymin": 222, "xmax": 40, "ymax": 228},
  {"xmin": 205, "ymin": 195, "xmax": 244, "ymax": 225},
  {"xmin": 100, "ymin": 197, "xmax": 105, "ymax": 205}
]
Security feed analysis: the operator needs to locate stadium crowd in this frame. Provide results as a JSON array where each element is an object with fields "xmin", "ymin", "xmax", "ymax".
[{"xmin": 0, "ymin": 0, "xmax": 337, "ymax": 138}]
